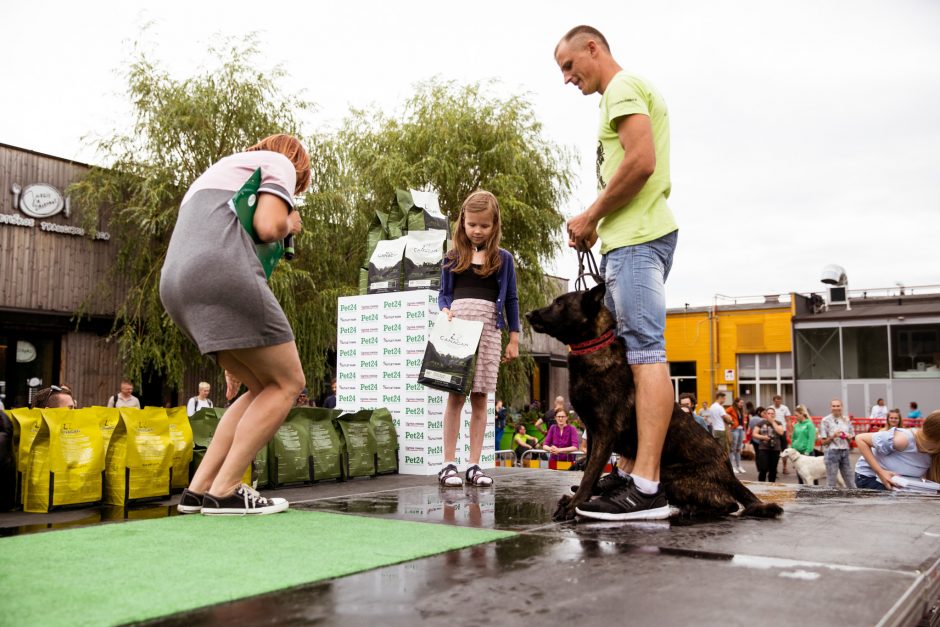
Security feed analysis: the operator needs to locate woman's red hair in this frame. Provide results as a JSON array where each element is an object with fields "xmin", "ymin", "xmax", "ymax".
[{"xmin": 246, "ymin": 134, "xmax": 311, "ymax": 195}]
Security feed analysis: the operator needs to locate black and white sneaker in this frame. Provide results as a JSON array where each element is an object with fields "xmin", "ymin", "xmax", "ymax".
[
  {"xmin": 575, "ymin": 476, "xmax": 671, "ymax": 521},
  {"xmin": 438, "ymin": 463, "xmax": 464, "ymax": 487},
  {"xmin": 201, "ymin": 484, "xmax": 289, "ymax": 516},
  {"xmin": 570, "ymin": 470, "xmax": 629, "ymax": 496},
  {"xmin": 177, "ymin": 488, "xmax": 204, "ymax": 514},
  {"xmin": 466, "ymin": 464, "xmax": 493, "ymax": 487}
]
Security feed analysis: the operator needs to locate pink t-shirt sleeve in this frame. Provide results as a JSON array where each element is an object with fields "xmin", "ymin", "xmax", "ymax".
[
  {"xmin": 182, "ymin": 150, "xmax": 297, "ymax": 208},
  {"xmin": 254, "ymin": 151, "xmax": 297, "ymax": 209}
]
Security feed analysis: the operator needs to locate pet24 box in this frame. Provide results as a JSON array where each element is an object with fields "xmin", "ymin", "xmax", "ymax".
[{"xmin": 335, "ymin": 291, "xmax": 495, "ymax": 475}]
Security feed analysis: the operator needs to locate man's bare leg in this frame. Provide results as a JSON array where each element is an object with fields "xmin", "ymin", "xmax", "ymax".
[{"xmin": 629, "ymin": 362, "xmax": 673, "ymax": 483}]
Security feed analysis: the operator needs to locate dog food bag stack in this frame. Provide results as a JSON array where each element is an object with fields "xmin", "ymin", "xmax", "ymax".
[{"xmin": 104, "ymin": 408, "xmax": 174, "ymax": 506}]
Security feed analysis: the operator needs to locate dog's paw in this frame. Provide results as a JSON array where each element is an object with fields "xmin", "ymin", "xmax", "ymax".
[{"xmin": 552, "ymin": 495, "xmax": 577, "ymax": 522}]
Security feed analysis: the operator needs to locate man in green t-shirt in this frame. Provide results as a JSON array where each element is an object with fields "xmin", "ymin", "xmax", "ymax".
[{"xmin": 555, "ymin": 25, "xmax": 678, "ymax": 521}]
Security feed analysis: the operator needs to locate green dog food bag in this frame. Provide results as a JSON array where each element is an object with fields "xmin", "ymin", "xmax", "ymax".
[
  {"xmin": 296, "ymin": 407, "xmax": 344, "ymax": 482},
  {"xmin": 269, "ymin": 412, "xmax": 311, "ymax": 487},
  {"xmin": 370, "ymin": 407, "xmax": 399, "ymax": 475},
  {"xmin": 335, "ymin": 410, "xmax": 378, "ymax": 478}
]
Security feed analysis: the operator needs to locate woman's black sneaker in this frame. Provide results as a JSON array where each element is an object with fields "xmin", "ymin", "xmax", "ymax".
[
  {"xmin": 201, "ymin": 484, "xmax": 289, "ymax": 515},
  {"xmin": 176, "ymin": 488, "xmax": 204, "ymax": 514},
  {"xmin": 575, "ymin": 476, "xmax": 671, "ymax": 521}
]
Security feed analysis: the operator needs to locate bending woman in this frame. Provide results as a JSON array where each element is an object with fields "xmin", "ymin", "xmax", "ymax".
[{"xmin": 160, "ymin": 134, "xmax": 310, "ymax": 515}]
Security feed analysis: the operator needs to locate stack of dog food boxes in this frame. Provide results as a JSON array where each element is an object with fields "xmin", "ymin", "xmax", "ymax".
[{"xmin": 336, "ymin": 290, "xmax": 495, "ymax": 476}]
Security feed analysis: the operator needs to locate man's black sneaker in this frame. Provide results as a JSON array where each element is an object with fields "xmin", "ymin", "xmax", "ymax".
[
  {"xmin": 570, "ymin": 470, "xmax": 629, "ymax": 496},
  {"xmin": 201, "ymin": 484, "xmax": 289, "ymax": 516},
  {"xmin": 177, "ymin": 488, "xmax": 204, "ymax": 514},
  {"xmin": 575, "ymin": 476, "xmax": 671, "ymax": 521}
]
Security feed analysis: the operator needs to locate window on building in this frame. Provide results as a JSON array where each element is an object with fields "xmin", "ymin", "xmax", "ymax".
[
  {"xmin": 737, "ymin": 353, "xmax": 794, "ymax": 408},
  {"xmin": 842, "ymin": 326, "xmax": 889, "ymax": 379},
  {"xmin": 795, "ymin": 328, "xmax": 841, "ymax": 379},
  {"xmin": 669, "ymin": 361, "xmax": 697, "ymax": 401},
  {"xmin": 892, "ymin": 323, "xmax": 940, "ymax": 378}
]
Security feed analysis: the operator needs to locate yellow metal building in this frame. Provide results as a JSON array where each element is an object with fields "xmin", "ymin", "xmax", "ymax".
[{"xmin": 665, "ymin": 297, "xmax": 795, "ymax": 409}]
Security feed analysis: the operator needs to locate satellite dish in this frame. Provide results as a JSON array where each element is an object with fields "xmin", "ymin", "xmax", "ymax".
[{"xmin": 820, "ymin": 264, "xmax": 847, "ymax": 286}]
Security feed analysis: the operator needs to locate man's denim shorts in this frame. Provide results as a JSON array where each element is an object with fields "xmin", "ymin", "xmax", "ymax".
[{"xmin": 600, "ymin": 230, "xmax": 678, "ymax": 365}]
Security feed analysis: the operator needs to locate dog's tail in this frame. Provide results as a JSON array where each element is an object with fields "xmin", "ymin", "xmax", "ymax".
[{"xmin": 731, "ymin": 479, "xmax": 783, "ymax": 519}]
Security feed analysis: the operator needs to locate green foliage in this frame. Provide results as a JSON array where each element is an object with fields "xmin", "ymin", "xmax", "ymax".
[
  {"xmin": 70, "ymin": 36, "xmax": 312, "ymax": 386},
  {"xmin": 320, "ymin": 79, "xmax": 575, "ymax": 403},
  {"xmin": 70, "ymin": 43, "xmax": 573, "ymax": 405}
]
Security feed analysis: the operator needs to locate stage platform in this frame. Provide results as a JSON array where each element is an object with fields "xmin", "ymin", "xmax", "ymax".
[{"xmin": 2, "ymin": 463, "xmax": 938, "ymax": 626}]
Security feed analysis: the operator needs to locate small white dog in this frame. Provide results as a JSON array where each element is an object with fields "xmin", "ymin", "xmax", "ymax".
[{"xmin": 781, "ymin": 447, "xmax": 845, "ymax": 487}]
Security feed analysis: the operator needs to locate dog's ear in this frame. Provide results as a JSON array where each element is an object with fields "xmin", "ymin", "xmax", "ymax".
[
  {"xmin": 587, "ymin": 282, "xmax": 606, "ymax": 303},
  {"xmin": 581, "ymin": 282, "xmax": 606, "ymax": 316}
]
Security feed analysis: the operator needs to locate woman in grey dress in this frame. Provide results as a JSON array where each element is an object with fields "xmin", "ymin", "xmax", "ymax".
[{"xmin": 160, "ymin": 134, "xmax": 310, "ymax": 515}]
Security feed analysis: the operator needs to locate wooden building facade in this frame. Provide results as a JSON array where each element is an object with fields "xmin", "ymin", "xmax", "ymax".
[{"xmin": 0, "ymin": 143, "xmax": 216, "ymax": 409}]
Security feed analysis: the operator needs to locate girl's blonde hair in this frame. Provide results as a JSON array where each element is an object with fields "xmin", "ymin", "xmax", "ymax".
[
  {"xmin": 913, "ymin": 410, "xmax": 940, "ymax": 483},
  {"xmin": 246, "ymin": 134, "xmax": 311, "ymax": 195},
  {"xmin": 445, "ymin": 190, "xmax": 503, "ymax": 277},
  {"xmin": 795, "ymin": 404, "xmax": 811, "ymax": 419}
]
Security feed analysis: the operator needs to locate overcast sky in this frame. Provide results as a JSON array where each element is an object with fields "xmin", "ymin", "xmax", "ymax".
[{"xmin": 3, "ymin": 0, "xmax": 938, "ymax": 306}]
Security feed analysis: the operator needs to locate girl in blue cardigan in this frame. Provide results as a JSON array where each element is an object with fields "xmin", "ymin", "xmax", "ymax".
[{"xmin": 437, "ymin": 190, "xmax": 520, "ymax": 487}]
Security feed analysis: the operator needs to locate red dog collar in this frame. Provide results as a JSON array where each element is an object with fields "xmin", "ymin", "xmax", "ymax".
[{"xmin": 568, "ymin": 329, "xmax": 616, "ymax": 356}]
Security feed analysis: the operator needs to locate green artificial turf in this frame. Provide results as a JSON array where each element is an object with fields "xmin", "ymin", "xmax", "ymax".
[{"xmin": 0, "ymin": 510, "xmax": 514, "ymax": 626}]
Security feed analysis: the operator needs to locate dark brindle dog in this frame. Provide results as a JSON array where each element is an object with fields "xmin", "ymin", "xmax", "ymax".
[{"xmin": 526, "ymin": 284, "xmax": 783, "ymax": 521}]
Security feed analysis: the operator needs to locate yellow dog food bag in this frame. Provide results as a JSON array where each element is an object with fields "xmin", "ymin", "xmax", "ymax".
[
  {"xmin": 104, "ymin": 408, "xmax": 174, "ymax": 506},
  {"xmin": 8, "ymin": 408, "xmax": 45, "ymax": 506},
  {"xmin": 22, "ymin": 408, "xmax": 105, "ymax": 513},
  {"xmin": 92, "ymin": 406, "xmax": 121, "ymax": 451},
  {"xmin": 165, "ymin": 407, "xmax": 194, "ymax": 490}
]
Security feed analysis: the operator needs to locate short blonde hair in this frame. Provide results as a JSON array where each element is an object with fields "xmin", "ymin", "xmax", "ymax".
[{"xmin": 198, "ymin": 382, "xmax": 211, "ymax": 390}]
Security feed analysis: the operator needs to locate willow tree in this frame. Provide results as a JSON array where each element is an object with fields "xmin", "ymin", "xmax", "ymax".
[
  {"xmin": 70, "ymin": 37, "xmax": 320, "ymax": 388},
  {"xmin": 333, "ymin": 79, "xmax": 575, "ymax": 405}
]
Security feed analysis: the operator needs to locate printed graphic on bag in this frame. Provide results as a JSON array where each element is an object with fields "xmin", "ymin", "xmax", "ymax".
[
  {"xmin": 403, "ymin": 229, "xmax": 446, "ymax": 291},
  {"xmin": 417, "ymin": 312, "xmax": 484, "ymax": 395},
  {"xmin": 367, "ymin": 237, "xmax": 407, "ymax": 294}
]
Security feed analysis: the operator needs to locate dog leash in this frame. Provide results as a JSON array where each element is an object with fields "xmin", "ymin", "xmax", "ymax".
[{"xmin": 574, "ymin": 248, "xmax": 603, "ymax": 292}]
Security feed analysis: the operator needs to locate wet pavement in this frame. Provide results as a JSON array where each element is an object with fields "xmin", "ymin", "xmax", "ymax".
[{"xmin": 2, "ymin": 460, "xmax": 939, "ymax": 626}]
